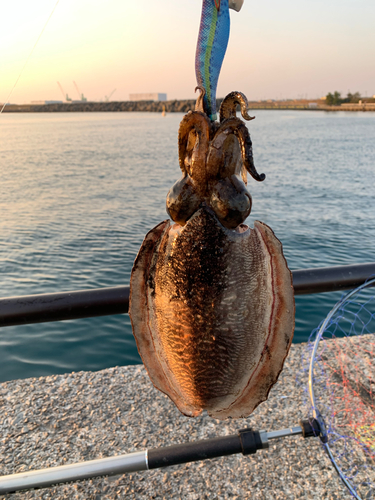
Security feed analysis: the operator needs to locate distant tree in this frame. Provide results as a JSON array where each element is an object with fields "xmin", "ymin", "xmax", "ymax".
[
  {"xmin": 326, "ymin": 92, "xmax": 334, "ymax": 105},
  {"xmin": 346, "ymin": 91, "xmax": 361, "ymax": 103},
  {"xmin": 325, "ymin": 91, "xmax": 345, "ymax": 105},
  {"xmin": 332, "ymin": 91, "xmax": 342, "ymax": 105}
]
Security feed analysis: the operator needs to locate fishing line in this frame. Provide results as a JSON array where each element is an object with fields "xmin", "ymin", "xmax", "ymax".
[{"xmin": 0, "ymin": 0, "xmax": 60, "ymax": 115}]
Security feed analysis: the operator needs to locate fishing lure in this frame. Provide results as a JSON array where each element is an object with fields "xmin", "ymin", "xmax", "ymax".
[{"xmin": 195, "ymin": 0, "xmax": 243, "ymax": 121}]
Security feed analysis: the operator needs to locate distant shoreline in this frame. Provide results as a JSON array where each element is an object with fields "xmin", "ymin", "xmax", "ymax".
[{"xmin": 2, "ymin": 100, "xmax": 375, "ymax": 113}]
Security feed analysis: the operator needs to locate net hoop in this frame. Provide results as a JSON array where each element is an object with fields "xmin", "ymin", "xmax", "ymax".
[{"xmin": 308, "ymin": 276, "xmax": 375, "ymax": 500}]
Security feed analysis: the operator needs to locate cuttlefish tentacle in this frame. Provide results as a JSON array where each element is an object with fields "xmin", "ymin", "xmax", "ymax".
[
  {"xmin": 219, "ymin": 91, "xmax": 255, "ymax": 122},
  {"xmin": 205, "ymin": 124, "xmax": 232, "ymax": 179},
  {"xmin": 177, "ymin": 111, "xmax": 210, "ymax": 188},
  {"xmin": 215, "ymin": 118, "xmax": 265, "ymax": 182},
  {"xmin": 167, "ymin": 110, "xmax": 210, "ymax": 226},
  {"xmin": 206, "ymin": 124, "xmax": 252, "ymax": 228}
]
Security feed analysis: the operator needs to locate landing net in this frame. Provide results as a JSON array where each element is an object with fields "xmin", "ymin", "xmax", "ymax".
[{"xmin": 303, "ymin": 277, "xmax": 375, "ymax": 499}]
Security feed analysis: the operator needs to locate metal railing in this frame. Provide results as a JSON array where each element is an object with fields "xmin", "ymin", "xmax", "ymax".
[{"xmin": 1, "ymin": 262, "xmax": 375, "ymax": 327}]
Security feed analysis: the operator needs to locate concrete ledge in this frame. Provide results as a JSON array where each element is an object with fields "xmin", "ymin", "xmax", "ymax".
[{"xmin": 0, "ymin": 343, "xmax": 348, "ymax": 499}]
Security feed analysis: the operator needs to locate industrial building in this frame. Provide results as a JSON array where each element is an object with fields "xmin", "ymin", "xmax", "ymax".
[{"xmin": 129, "ymin": 93, "xmax": 167, "ymax": 101}]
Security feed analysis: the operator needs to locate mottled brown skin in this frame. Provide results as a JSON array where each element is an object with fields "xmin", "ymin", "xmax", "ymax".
[
  {"xmin": 130, "ymin": 209, "xmax": 294, "ymax": 418},
  {"xmin": 129, "ymin": 90, "xmax": 295, "ymax": 419}
]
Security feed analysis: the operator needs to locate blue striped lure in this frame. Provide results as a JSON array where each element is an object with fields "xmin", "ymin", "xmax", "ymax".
[{"xmin": 195, "ymin": 0, "xmax": 230, "ymax": 121}]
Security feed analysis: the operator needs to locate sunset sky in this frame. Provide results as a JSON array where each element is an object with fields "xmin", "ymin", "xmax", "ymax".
[{"xmin": 1, "ymin": 0, "xmax": 374, "ymax": 104}]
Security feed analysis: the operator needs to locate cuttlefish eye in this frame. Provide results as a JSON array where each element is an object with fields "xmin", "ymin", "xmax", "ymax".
[
  {"xmin": 166, "ymin": 176, "xmax": 202, "ymax": 226},
  {"xmin": 210, "ymin": 176, "xmax": 252, "ymax": 229}
]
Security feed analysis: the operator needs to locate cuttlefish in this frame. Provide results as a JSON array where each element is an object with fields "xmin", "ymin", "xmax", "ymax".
[{"xmin": 129, "ymin": 90, "xmax": 294, "ymax": 419}]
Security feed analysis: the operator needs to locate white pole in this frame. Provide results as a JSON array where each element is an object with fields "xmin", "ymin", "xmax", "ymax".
[{"xmin": 0, "ymin": 451, "xmax": 148, "ymax": 495}]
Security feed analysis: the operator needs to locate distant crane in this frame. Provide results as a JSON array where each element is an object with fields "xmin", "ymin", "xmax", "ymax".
[
  {"xmin": 57, "ymin": 82, "xmax": 72, "ymax": 102},
  {"xmin": 105, "ymin": 89, "xmax": 116, "ymax": 102},
  {"xmin": 73, "ymin": 81, "xmax": 87, "ymax": 102}
]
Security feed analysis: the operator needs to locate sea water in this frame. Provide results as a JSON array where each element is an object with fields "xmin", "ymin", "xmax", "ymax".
[{"xmin": 0, "ymin": 110, "xmax": 374, "ymax": 382}]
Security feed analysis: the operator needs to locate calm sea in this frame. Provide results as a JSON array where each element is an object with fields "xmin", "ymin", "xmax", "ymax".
[{"xmin": 0, "ymin": 110, "xmax": 374, "ymax": 382}]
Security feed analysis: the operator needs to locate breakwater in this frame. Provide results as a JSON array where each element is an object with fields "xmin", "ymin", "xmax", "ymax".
[
  {"xmin": 3, "ymin": 99, "xmax": 375, "ymax": 113},
  {"xmin": 1, "ymin": 100, "xmax": 204, "ymax": 113}
]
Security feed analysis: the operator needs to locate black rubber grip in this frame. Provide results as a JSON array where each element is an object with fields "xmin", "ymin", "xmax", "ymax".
[
  {"xmin": 148, "ymin": 434, "xmax": 242, "ymax": 469},
  {"xmin": 238, "ymin": 429, "xmax": 263, "ymax": 455},
  {"xmin": 300, "ymin": 419, "xmax": 321, "ymax": 438}
]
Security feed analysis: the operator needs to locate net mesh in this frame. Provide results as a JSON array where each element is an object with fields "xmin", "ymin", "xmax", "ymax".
[{"xmin": 301, "ymin": 280, "xmax": 375, "ymax": 499}]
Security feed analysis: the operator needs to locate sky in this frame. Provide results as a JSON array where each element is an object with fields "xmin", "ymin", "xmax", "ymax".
[{"xmin": 1, "ymin": 0, "xmax": 374, "ymax": 104}]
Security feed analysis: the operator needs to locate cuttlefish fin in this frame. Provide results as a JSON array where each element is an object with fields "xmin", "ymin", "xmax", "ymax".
[{"xmin": 209, "ymin": 220, "xmax": 294, "ymax": 419}]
